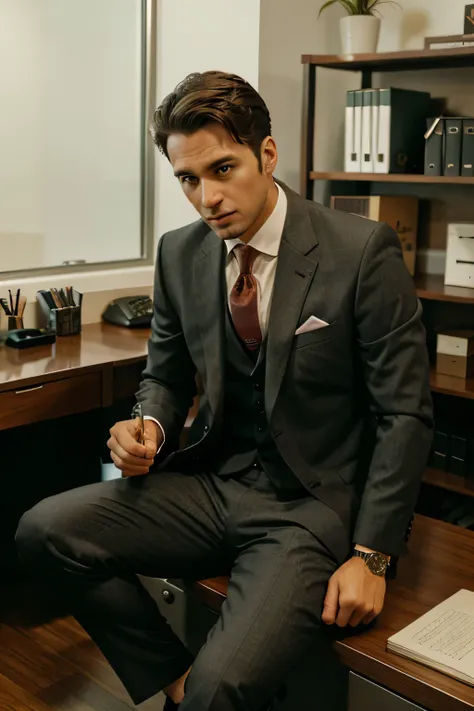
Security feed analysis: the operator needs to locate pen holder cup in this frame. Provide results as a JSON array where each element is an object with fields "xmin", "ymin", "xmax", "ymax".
[
  {"xmin": 36, "ymin": 290, "xmax": 83, "ymax": 336},
  {"xmin": 50, "ymin": 305, "xmax": 82, "ymax": 336},
  {"xmin": 7, "ymin": 316, "xmax": 24, "ymax": 331}
]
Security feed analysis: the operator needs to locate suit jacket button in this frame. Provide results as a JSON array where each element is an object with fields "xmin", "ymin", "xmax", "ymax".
[{"xmin": 204, "ymin": 425, "xmax": 209, "ymax": 432}]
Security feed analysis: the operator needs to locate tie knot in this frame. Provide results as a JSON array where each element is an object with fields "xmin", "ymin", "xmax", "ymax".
[{"xmin": 235, "ymin": 245, "xmax": 258, "ymax": 275}]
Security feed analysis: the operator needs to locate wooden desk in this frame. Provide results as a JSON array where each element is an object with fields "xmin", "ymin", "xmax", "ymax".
[
  {"xmin": 195, "ymin": 516, "xmax": 474, "ymax": 711},
  {"xmin": 0, "ymin": 322, "xmax": 150, "ymax": 431}
]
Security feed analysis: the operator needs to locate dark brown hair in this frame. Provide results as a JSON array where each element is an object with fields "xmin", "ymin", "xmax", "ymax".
[{"xmin": 150, "ymin": 71, "xmax": 272, "ymax": 167}]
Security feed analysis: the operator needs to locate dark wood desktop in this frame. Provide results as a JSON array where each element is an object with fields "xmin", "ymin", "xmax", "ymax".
[{"xmin": 0, "ymin": 322, "xmax": 150, "ymax": 431}]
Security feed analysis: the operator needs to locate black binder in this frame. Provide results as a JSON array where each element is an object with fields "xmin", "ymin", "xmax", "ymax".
[
  {"xmin": 424, "ymin": 117, "xmax": 444, "ymax": 176},
  {"xmin": 462, "ymin": 118, "xmax": 474, "ymax": 177},
  {"xmin": 444, "ymin": 118, "xmax": 463, "ymax": 176}
]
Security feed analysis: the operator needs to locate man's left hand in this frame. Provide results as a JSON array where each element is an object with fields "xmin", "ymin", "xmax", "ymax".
[{"xmin": 321, "ymin": 556, "xmax": 386, "ymax": 628}]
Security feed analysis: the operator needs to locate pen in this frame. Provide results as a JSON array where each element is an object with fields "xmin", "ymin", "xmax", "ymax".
[
  {"xmin": 14, "ymin": 289, "xmax": 20, "ymax": 316},
  {"xmin": 8, "ymin": 289, "xmax": 13, "ymax": 315},
  {"xmin": 132, "ymin": 402, "xmax": 145, "ymax": 445}
]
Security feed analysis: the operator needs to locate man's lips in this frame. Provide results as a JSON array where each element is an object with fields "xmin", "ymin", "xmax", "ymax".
[{"xmin": 208, "ymin": 211, "xmax": 235, "ymax": 223}]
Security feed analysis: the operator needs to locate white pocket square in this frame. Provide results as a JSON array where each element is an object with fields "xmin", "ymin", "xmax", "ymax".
[{"xmin": 295, "ymin": 315, "xmax": 329, "ymax": 336}]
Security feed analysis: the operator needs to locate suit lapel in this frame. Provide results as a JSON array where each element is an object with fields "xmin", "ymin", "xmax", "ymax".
[
  {"xmin": 265, "ymin": 190, "xmax": 319, "ymax": 420},
  {"xmin": 193, "ymin": 231, "xmax": 226, "ymax": 417}
]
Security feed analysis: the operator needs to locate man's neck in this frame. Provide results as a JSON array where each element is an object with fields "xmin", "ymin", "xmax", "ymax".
[{"xmin": 239, "ymin": 181, "xmax": 279, "ymax": 245}]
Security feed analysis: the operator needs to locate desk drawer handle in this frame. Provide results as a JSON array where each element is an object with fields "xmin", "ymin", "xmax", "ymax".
[{"xmin": 15, "ymin": 385, "xmax": 44, "ymax": 395}]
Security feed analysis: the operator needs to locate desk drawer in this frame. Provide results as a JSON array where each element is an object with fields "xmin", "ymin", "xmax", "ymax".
[
  {"xmin": 0, "ymin": 372, "xmax": 102, "ymax": 430},
  {"xmin": 349, "ymin": 673, "xmax": 425, "ymax": 711}
]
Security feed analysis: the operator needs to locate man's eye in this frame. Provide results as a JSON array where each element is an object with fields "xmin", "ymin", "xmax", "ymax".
[
  {"xmin": 217, "ymin": 165, "xmax": 231, "ymax": 175},
  {"xmin": 182, "ymin": 176, "xmax": 198, "ymax": 185}
]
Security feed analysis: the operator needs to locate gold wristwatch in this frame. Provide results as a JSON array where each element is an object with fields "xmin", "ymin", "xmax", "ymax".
[{"xmin": 352, "ymin": 549, "xmax": 390, "ymax": 577}]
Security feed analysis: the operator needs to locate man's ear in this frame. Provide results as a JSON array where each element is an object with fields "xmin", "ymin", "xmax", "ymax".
[{"xmin": 261, "ymin": 136, "xmax": 278, "ymax": 175}]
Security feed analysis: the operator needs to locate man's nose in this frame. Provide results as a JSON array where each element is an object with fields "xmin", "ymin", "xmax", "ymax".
[{"xmin": 201, "ymin": 180, "xmax": 223, "ymax": 210}]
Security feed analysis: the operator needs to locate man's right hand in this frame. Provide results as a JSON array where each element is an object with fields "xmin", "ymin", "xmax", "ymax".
[{"xmin": 108, "ymin": 419, "xmax": 163, "ymax": 477}]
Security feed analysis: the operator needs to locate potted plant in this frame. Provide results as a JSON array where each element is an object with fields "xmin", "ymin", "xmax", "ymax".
[{"xmin": 319, "ymin": 0, "xmax": 391, "ymax": 55}]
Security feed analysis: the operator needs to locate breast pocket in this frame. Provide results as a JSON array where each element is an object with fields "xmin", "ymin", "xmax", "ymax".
[{"xmin": 294, "ymin": 322, "xmax": 335, "ymax": 350}]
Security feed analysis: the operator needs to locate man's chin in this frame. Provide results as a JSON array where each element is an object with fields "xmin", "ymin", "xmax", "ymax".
[{"xmin": 210, "ymin": 224, "xmax": 245, "ymax": 241}]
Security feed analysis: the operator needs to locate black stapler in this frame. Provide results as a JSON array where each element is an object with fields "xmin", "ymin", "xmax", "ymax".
[{"xmin": 5, "ymin": 328, "xmax": 56, "ymax": 350}]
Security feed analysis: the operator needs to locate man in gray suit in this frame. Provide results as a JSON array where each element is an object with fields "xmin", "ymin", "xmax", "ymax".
[{"xmin": 16, "ymin": 71, "xmax": 433, "ymax": 711}]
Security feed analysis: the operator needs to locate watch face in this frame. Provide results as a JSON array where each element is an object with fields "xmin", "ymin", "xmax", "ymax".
[{"xmin": 367, "ymin": 553, "xmax": 388, "ymax": 576}]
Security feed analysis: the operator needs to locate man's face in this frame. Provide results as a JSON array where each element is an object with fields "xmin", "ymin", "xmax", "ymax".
[{"xmin": 167, "ymin": 124, "xmax": 278, "ymax": 242}]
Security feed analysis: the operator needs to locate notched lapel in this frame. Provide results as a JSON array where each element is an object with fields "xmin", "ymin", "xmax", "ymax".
[
  {"xmin": 265, "ymin": 193, "xmax": 319, "ymax": 420},
  {"xmin": 194, "ymin": 231, "xmax": 226, "ymax": 416}
]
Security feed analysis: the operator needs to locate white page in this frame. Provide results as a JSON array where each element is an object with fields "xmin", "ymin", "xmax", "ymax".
[{"xmin": 388, "ymin": 590, "xmax": 474, "ymax": 681}]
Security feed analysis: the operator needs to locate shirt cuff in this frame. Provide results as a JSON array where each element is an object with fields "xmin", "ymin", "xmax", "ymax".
[{"xmin": 143, "ymin": 416, "xmax": 166, "ymax": 454}]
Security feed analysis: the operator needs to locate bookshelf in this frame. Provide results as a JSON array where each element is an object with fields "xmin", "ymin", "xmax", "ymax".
[
  {"xmin": 423, "ymin": 467, "xmax": 474, "ymax": 498},
  {"xmin": 301, "ymin": 47, "xmax": 474, "ymax": 506},
  {"xmin": 415, "ymin": 275, "xmax": 474, "ymax": 304},
  {"xmin": 309, "ymin": 171, "xmax": 474, "ymax": 185},
  {"xmin": 430, "ymin": 367, "xmax": 474, "ymax": 399},
  {"xmin": 300, "ymin": 46, "xmax": 474, "ymax": 198},
  {"xmin": 301, "ymin": 46, "xmax": 474, "ymax": 73}
]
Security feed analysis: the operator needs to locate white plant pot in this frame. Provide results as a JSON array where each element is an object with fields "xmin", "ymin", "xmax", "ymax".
[{"xmin": 340, "ymin": 15, "xmax": 381, "ymax": 55}]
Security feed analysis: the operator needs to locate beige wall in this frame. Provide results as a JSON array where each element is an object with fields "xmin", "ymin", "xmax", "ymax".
[
  {"xmin": 258, "ymin": 0, "xmax": 322, "ymax": 192},
  {"xmin": 378, "ymin": 0, "xmax": 470, "ymax": 51},
  {"xmin": 154, "ymin": 0, "xmax": 261, "ymax": 239}
]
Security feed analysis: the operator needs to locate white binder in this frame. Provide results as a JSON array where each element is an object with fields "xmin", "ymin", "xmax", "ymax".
[
  {"xmin": 376, "ymin": 88, "xmax": 391, "ymax": 173},
  {"xmin": 352, "ymin": 90, "xmax": 363, "ymax": 173},
  {"xmin": 361, "ymin": 90, "xmax": 374, "ymax": 173},
  {"xmin": 371, "ymin": 89, "xmax": 380, "ymax": 176},
  {"xmin": 344, "ymin": 91, "xmax": 360, "ymax": 172}
]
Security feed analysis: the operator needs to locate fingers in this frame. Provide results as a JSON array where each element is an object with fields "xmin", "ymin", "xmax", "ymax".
[
  {"xmin": 348, "ymin": 605, "xmax": 370, "ymax": 628},
  {"xmin": 362, "ymin": 609, "xmax": 379, "ymax": 626},
  {"xmin": 107, "ymin": 420, "xmax": 155, "ymax": 476},
  {"xmin": 335, "ymin": 595, "xmax": 357, "ymax": 628},
  {"xmin": 109, "ymin": 420, "xmax": 148, "ymax": 459},
  {"xmin": 110, "ymin": 438, "xmax": 154, "ymax": 469},
  {"xmin": 346, "ymin": 593, "xmax": 384, "ymax": 628},
  {"xmin": 143, "ymin": 420, "xmax": 162, "ymax": 459},
  {"xmin": 110, "ymin": 451, "xmax": 152, "ymax": 477},
  {"xmin": 361, "ymin": 590, "xmax": 384, "ymax": 626},
  {"xmin": 322, "ymin": 575, "xmax": 339, "ymax": 625}
]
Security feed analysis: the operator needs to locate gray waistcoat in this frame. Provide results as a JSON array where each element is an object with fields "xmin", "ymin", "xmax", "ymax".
[{"xmin": 213, "ymin": 306, "xmax": 303, "ymax": 491}]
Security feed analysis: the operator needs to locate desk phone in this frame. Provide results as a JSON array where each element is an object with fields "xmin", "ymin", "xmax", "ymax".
[{"xmin": 102, "ymin": 295, "xmax": 153, "ymax": 328}]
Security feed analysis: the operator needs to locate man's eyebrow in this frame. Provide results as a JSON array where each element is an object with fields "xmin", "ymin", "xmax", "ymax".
[{"xmin": 174, "ymin": 155, "xmax": 236, "ymax": 178}]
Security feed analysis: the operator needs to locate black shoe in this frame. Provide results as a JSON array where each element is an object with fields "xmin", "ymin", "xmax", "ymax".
[{"xmin": 163, "ymin": 696, "xmax": 179, "ymax": 710}]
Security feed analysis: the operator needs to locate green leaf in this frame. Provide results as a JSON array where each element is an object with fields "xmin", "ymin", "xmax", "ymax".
[
  {"xmin": 318, "ymin": 0, "xmax": 397, "ymax": 17},
  {"xmin": 318, "ymin": 0, "xmax": 338, "ymax": 18},
  {"xmin": 339, "ymin": 0, "xmax": 359, "ymax": 14},
  {"xmin": 372, "ymin": 0, "xmax": 402, "ymax": 9}
]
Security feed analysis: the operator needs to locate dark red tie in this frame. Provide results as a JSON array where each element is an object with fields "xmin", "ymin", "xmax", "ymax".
[{"xmin": 229, "ymin": 245, "xmax": 262, "ymax": 351}]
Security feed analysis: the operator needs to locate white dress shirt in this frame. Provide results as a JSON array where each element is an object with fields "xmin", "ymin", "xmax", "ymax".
[{"xmin": 144, "ymin": 182, "xmax": 287, "ymax": 453}]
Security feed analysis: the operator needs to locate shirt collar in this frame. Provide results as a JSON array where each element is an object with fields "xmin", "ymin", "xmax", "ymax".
[{"xmin": 225, "ymin": 183, "xmax": 287, "ymax": 258}]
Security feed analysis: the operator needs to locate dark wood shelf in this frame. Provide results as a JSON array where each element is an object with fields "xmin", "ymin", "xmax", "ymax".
[
  {"xmin": 415, "ymin": 274, "xmax": 474, "ymax": 304},
  {"xmin": 423, "ymin": 466, "xmax": 474, "ymax": 498},
  {"xmin": 302, "ymin": 46, "xmax": 474, "ymax": 72},
  {"xmin": 430, "ymin": 367, "xmax": 474, "ymax": 399},
  {"xmin": 309, "ymin": 171, "xmax": 474, "ymax": 185}
]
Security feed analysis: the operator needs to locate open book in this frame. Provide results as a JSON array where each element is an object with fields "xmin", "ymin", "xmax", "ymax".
[{"xmin": 387, "ymin": 589, "xmax": 474, "ymax": 686}]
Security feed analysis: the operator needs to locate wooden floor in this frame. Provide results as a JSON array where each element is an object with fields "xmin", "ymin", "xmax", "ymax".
[{"xmin": 0, "ymin": 579, "xmax": 165, "ymax": 711}]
